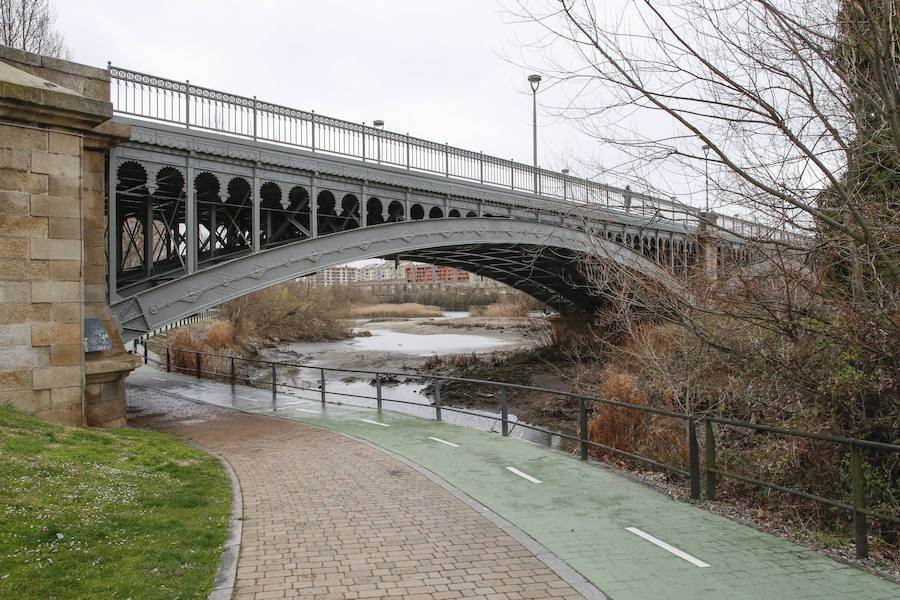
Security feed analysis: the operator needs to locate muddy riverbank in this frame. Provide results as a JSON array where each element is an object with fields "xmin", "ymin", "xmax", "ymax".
[
  {"xmin": 255, "ymin": 314, "xmax": 585, "ymax": 440},
  {"xmin": 258, "ymin": 315, "xmax": 543, "ymax": 374}
]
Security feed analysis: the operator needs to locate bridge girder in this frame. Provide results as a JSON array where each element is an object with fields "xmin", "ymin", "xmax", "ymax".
[{"xmin": 110, "ymin": 218, "xmax": 681, "ymax": 342}]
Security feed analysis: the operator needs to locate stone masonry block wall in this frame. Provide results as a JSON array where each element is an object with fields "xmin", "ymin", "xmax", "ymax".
[
  {"xmin": 0, "ymin": 122, "xmax": 85, "ymax": 424},
  {"xmin": 0, "ymin": 45, "xmax": 140, "ymax": 427}
]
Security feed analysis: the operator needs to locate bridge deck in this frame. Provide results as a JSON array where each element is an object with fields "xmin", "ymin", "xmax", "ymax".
[{"xmin": 127, "ymin": 366, "xmax": 897, "ymax": 600}]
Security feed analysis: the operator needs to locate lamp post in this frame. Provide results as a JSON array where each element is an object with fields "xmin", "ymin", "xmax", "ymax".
[
  {"xmin": 701, "ymin": 144, "xmax": 711, "ymax": 212},
  {"xmin": 562, "ymin": 168, "xmax": 569, "ymax": 201},
  {"xmin": 374, "ymin": 120, "xmax": 384, "ymax": 164},
  {"xmin": 528, "ymin": 74, "xmax": 542, "ymax": 194}
]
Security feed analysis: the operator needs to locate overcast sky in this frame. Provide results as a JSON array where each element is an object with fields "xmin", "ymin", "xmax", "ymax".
[{"xmin": 54, "ymin": 1, "xmax": 701, "ymax": 207}]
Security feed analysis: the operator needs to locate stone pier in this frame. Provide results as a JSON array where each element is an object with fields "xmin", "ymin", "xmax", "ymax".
[{"xmin": 0, "ymin": 45, "xmax": 140, "ymax": 427}]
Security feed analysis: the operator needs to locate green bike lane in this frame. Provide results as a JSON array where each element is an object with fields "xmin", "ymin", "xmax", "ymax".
[{"xmin": 128, "ymin": 366, "xmax": 898, "ymax": 600}]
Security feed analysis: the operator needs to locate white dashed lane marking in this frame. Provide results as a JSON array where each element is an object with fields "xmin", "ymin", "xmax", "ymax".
[
  {"xmin": 428, "ymin": 437, "xmax": 459, "ymax": 448},
  {"xmin": 361, "ymin": 419, "xmax": 390, "ymax": 427},
  {"xmin": 625, "ymin": 527, "xmax": 710, "ymax": 568},
  {"xmin": 505, "ymin": 466, "xmax": 542, "ymax": 484}
]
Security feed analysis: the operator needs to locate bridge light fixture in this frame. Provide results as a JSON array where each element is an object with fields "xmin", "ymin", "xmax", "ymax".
[
  {"xmin": 528, "ymin": 74, "xmax": 542, "ymax": 195},
  {"xmin": 701, "ymin": 144, "xmax": 712, "ymax": 212},
  {"xmin": 562, "ymin": 168, "xmax": 570, "ymax": 201},
  {"xmin": 374, "ymin": 120, "xmax": 385, "ymax": 163}
]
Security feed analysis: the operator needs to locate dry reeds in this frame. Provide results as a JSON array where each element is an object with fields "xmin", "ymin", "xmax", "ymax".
[
  {"xmin": 469, "ymin": 300, "xmax": 530, "ymax": 318},
  {"xmin": 204, "ymin": 320, "xmax": 234, "ymax": 349},
  {"xmin": 168, "ymin": 326, "xmax": 233, "ymax": 380},
  {"xmin": 345, "ymin": 303, "xmax": 442, "ymax": 318}
]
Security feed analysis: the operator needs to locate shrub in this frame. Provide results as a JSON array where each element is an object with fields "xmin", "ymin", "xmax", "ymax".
[
  {"xmin": 204, "ymin": 320, "xmax": 234, "ymax": 349},
  {"xmin": 588, "ymin": 370, "xmax": 687, "ymax": 469}
]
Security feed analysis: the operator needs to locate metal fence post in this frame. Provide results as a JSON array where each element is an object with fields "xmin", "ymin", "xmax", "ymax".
[
  {"xmin": 230, "ymin": 356, "xmax": 236, "ymax": 384},
  {"xmin": 500, "ymin": 387, "xmax": 509, "ymax": 437},
  {"xmin": 320, "ymin": 368, "xmax": 326, "ymax": 404},
  {"xmin": 406, "ymin": 133, "xmax": 411, "ymax": 170},
  {"xmin": 850, "ymin": 444, "xmax": 869, "ymax": 559},
  {"xmin": 311, "ymin": 111, "xmax": 316, "ymax": 151},
  {"xmin": 434, "ymin": 380, "xmax": 442, "ymax": 421},
  {"xmin": 271, "ymin": 362, "xmax": 277, "ymax": 398},
  {"xmin": 166, "ymin": 348, "xmax": 170, "ymax": 373},
  {"xmin": 184, "ymin": 80, "xmax": 190, "ymax": 128},
  {"xmin": 688, "ymin": 417, "xmax": 701, "ymax": 499},
  {"xmin": 195, "ymin": 351, "xmax": 201, "ymax": 378},
  {"xmin": 579, "ymin": 397, "xmax": 589, "ymax": 461},
  {"xmin": 252, "ymin": 96, "xmax": 258, "ymax": 141},
  {"xmin": 142, "ymin": 340, "xmax": 148, "ymax": 364},
  {"xmin": 376, "ymin": 373, "xmax": 383, "ymax": 411},
  {"xmin": 705, "ymin": 420, "xmax": 717, "ymax": 501},
  {"xmin": 444, "ymin": 143, "xmax": 449, "ymax": 177}
]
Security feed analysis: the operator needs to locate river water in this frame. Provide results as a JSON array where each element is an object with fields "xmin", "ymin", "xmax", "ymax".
[{"xmin": 251, "ymin": 313, "xmax": 569, "ymax": 449}]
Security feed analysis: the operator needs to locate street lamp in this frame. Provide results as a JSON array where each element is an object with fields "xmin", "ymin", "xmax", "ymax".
[
  {"xmin": 701, "ymin": 144, "xmax": 711, "ymax": 212},
  {"xmin": 374, "ymin": 120, "xmax": 384, "ymax": 164},
  {"xmin": 562, "ymin": 168, "xmax": 569, "ymax": 201},
  {"xmin": 528, "ymin": 74, "xmax": 542, "ymax": 194}
]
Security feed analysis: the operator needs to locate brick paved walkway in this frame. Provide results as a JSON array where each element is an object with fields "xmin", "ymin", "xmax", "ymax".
[{"xmin": 128, "ymin": 388, "xmax": 587, "ymax": 600}]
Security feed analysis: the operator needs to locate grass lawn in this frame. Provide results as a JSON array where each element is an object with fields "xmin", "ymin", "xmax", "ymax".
[{"xmin": 0, "ymin": 407, "xmax": 231, "ymax": 599}]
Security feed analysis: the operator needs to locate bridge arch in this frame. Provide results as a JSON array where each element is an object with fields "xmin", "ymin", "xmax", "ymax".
[{"xmin": 111, "ymin": 218, "xmax": 683, "ymax": 342}]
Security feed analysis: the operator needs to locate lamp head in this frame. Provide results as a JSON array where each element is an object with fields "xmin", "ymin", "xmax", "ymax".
[
  {"xmin": 528, "ymin": 74, "xmax": 542, "ymax": 93},
  {"xmin": 373, "ymin": 120, "xmax": 385, "ymax": 130}
]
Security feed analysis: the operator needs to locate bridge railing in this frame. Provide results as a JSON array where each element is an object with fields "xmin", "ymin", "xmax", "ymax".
[
  {"xmin": 135, "ymin": 340, "xmax": 897, "ymax": 559},
  {"xmin": 109, "ymin": 66, "xmax": 720, "ymax": 224},
  {"xmin": 109, "ymin": 65, "xmax": 799, "ymax": 241}
]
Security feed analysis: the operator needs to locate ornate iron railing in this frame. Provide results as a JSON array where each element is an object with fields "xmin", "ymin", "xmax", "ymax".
[{"xmin": 108, "ymin": 65, "xmax": 788, "ymax": 240}]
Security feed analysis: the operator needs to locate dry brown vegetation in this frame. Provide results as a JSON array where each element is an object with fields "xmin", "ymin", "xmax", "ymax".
[
  {"xmin": 343, "ymin": 303, "xmax": 442, "ymax": 318},
  {"xmin": 588, "ymin": 372, "xmax": 687, "ymax": 468},
  {"xmin": 469, "ymin": 300, "xmax": 531, "ymax": 317},
  {"xmin": 219, "ymin": 281, "xmax": 363, "ymax": 347}
]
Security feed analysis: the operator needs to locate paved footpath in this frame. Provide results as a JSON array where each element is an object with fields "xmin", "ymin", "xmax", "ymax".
[
  {"xmin": 128, "ymin": 385, "xmax": 589, "ymax": 600},
  {"xmin": 127, "ymin": 366, "xmax": 899, "ymax": 600}
]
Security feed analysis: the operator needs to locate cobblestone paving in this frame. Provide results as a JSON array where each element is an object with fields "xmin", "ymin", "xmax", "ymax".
[{"xmin": 128, "ymin": 387, "xmax": 587, "ymax": 600}]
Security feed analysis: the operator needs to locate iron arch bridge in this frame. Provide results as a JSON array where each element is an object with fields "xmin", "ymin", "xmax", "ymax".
[{"xmin": 107, "ymin": 67, "xmax": 767, "ymax": 342}]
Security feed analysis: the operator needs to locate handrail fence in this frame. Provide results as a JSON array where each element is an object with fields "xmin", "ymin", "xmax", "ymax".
[
  {"xmin": 108, "ymin": 64, "xmax": 790, "ymax": 241},
  {"xmin": 133, "ymin": 341, "xmax": 898, "ymax": 559}
]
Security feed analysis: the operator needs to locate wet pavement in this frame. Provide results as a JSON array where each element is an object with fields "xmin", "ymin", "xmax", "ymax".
[{"xmin": 127, "ymin": 365, "xmax": 899, "ymax": 600}]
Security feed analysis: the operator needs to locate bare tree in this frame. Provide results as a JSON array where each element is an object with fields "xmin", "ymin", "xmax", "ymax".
[
  {"xmin": 0, "ymin": 0, "xmax": 69, "ymax": 58},
  {"xmin": 509, "ymin": 0, "xmax": 898, "ymax": 282},
  {"xmin": 503, "ymin": 4, "xmax": 900, "ymax": 537}
]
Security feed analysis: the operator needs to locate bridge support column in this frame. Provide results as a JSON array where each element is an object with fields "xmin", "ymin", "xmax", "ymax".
[
  {"xmin": 549, "ymin": 313, "xmax": 597, "ymax": 346},
  {"xmin": 697, "ymin": 211, "xmax": 719, "ymax": 280},
  {"xmin": 0, "ymin": 47, "xmax": 141, "ymax": 428}
]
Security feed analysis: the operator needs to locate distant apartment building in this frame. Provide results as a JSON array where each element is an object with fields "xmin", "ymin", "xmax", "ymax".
[
  {"xmin": 308, "ymin": 266, "xmax": 358, "ymax": 286},
  {"xmin": 308, "ymin": 261, "xmax": 505, "ymax": 291},
  {"xmin": 406, "ymin": 265, "xmax": 470, "ymax": 283},
  {"xmin": 357, "ymin": 261, "xmax": 415, "ymax": 283}
]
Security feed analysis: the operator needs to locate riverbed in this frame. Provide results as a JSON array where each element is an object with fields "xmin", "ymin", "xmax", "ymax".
[
  {"xmin": 259, "ymin": 313, "xmax": 532, "ymax": 372},
  {"xmin": 252, "ymin": 314, "xmax": 571, "ymax": 448}
]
